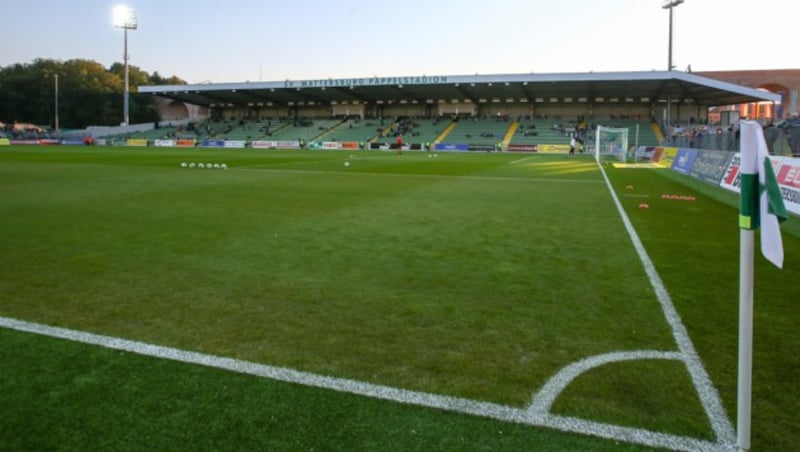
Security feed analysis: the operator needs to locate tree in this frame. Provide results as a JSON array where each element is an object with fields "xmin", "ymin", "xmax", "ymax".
[{"xmin": 0, "ymin": 58, "xmax": 186, "ymax": 128}]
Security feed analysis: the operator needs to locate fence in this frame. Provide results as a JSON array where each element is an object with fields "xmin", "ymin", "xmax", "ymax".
[{"xmin": 662, "ymin": 126, "xmax": 799, "ymax": 156}]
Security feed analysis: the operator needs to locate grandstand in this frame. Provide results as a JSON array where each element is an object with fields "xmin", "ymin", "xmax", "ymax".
[
  {"xmin": 315, "ymin": 118, "xmax": 381, "ymax": 143},
  {"xmin": 267, "ymin": 119, "xmax": 342, "ymax": 143},
  {"xmin": 439, "ymin": 117, "xmax": 512, "ymax": 147},
  {"xmin": 125, "ymin": 71, "xmax": 785, "ymax": 152}
]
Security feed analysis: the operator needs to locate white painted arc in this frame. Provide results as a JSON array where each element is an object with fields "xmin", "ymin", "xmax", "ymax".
[{"xmin": 528, "ymin": 350, "xmax": 684, "ymax": 414}]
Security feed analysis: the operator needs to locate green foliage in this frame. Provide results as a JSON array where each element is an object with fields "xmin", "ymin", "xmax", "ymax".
[{"xmin": 0, "ymin": 59, "xmax": 185, "ymax": 128}]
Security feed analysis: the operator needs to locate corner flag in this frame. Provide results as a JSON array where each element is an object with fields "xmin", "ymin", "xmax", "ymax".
[
  {"xmin": 737, "ymin": 120, "xmax": 788, "ymax": 451},
  {"xmin": 738, "ymin": 121, "xmax": 788, "ymax": 268}
]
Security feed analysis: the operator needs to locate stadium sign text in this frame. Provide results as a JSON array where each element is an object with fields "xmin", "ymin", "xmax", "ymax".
[{"xmin": 284, "ymin": 75, "xmax": 448, "ymax": 89}]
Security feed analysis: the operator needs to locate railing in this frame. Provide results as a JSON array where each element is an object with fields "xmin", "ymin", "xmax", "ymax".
[{"xmin": 662, "ymin": 127, "xmax": 799, "ymax": 156}]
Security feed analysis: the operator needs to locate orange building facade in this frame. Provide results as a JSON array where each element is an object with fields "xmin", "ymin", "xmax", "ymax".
[{"xmin": 697, "ymin": 69, "xmax": 800, "ymax": 122}]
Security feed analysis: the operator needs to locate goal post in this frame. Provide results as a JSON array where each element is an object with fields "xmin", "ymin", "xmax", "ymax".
[{"xmin": 594, "ymin": 126, "xmax": 630, "ymax": 163}]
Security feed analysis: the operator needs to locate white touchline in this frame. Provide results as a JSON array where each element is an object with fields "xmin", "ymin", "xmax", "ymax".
[
  {"xmin": 595, "ymin": 162, "xmax": 736, "ymax": 446},
  {"xmin": 0, "ymin": 315, "xmax": 724, "ymax": 451}
]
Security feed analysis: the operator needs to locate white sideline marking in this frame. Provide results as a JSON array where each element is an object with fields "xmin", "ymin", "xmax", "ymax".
[
  {"xmin": 595, "ymin": 163, "xmax": 736, "ymax": 446},
  {"xmin": 1, "ymin": 315, "xmax": 726, "ymax": 451}
]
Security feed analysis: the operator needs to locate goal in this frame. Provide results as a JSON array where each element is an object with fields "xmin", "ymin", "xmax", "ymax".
[{"xmin": 594, "ymin": 126, "xmax": 629, "ymax": 163}]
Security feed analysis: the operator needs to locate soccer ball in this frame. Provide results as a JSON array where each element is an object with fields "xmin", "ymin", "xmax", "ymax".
[
  {"xmin": 213, "ymin": 163, "xmax": 220, "ymax": 169},
  {"xmin": 198, "ymin": 163, "xmax": 204, "ymax": 169},
  {"xmin": 221, "ymin": 163, "xmax": 227, "ymax": 170},
  {"xmin": 181, "ymin": 162, "xmax": 187, "ymax": 168},
  {"xmin": 189, "ymin": 162, "xmax": 196, "ymax": 168},
  {"xmin": 344, "ymin": 161, "xmax": 350, "ymax": 167}
]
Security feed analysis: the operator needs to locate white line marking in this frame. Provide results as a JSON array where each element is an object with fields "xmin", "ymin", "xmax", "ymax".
[
  {"xmin": 529, "ymin": 350, "xmax": 683, "ymax": 414},
  {"xmin": 596, "ymin": 162, "xmax": 736, "ymax": 446},
  {"xmin": 509, "ymin": 156, "xmax": 537, "ymax": 165},
  {"xmin": 0, "ymin": 316, "xmax": 727, "ymax": 451},
  {"xmin": 233, "ymin": 166, "xmax": 603, "ymax": 184}
]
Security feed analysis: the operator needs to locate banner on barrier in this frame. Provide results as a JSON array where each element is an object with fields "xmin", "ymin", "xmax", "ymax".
[
  {"xmin": 176, "ymin": 139, "xmax": 195, "ymax": 147},
  {"xmin": 340, "ymin": 141, "xmax": 360, "ymax": 150},
  {"xmin": 126, "ymin": 139, "xmax": 148, "ymax": 147},
  {"xmin": 60, "ymin": 140, "xmax": 85, "ymax": 145},
  {"xmin": 634, "ymin": 146, "xmax": 656, "ymax": 161},
  {"xmin": 38, "ymin": 139, "xmax": 60, "ymax": 145},
  {"xmin": 322, "ymin": 142, "xmax": 340, "ymax": 149},
  {"xmin": 0, "ymin": 138, "xmax": 10, "ymax": 146},
  {"xmin": 720, "ymin": 153, "xmax": 742, "ymax": 191},
  {"xmin": 721, "ymin": 153, "xmax": 800, "ymax": 215},
  {"xmin": 689, "ymin": 150, "xmax": 734, "ymax": 185},
  {"xmin": 224, "ymin": 140, "xmax": 246, "ymax": 148},
  {"xmin": 468, "ymin": 144, "xmax": 495, "ymax": 151},
  {"xmin": 434, "ymin": 143, "xmax": 468, "ymax": 151},
  {"xmin": 658, "ymin": 146, "xmax": 679, "ymax": 167},
  {"xmin": 252, "ymin": 140, "xmax": 300, "ymax": 149},
  {"xmin": 536, "ymin": 144, "xmax": 569, "ymax": 153},
  {"xmin": 671, "ymin": 148, "xmax": 698, "ymax": 175},
  {"xmin": 154, "ymin": 139, "xmax": 176, "ymax": 147},
  {"xmin": 201, "ymin": 140, "xmax": 225, "ymax": 148},
  {"xmin": 774, "ymin": 157, "xmax": 800, "ymax": 214},
  {"xmin": 508, "ymin": 144, "xmax": 537, "ymax": 152}
]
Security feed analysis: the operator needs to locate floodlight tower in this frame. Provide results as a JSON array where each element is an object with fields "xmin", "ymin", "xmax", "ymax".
[
  {"xmin": 662, "ymin": 0, "xmax": 684, "ymax": 71},
  {"xmin": 113, "ymin": 5, "xmax": 137, "ymax": 126}
]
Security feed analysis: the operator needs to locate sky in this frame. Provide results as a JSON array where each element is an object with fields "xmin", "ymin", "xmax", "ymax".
[{"xmin": 1, "ymin": 0, "xmax": 796, "ymax": 84}]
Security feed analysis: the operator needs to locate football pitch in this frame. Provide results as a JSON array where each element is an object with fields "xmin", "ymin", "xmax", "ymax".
[{"xmin": 0, "ymin": 146, "xmax": 797, "ymax": 450}]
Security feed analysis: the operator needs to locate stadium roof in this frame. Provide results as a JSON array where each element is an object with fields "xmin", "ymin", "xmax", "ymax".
[{"xmin": 139, "ymin": 70, "xmax": 780, "ymax": 109}]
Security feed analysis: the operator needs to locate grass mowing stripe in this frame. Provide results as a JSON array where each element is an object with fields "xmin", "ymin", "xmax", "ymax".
[
  {"xmin": 597, "ymin": 162, "xmax": 735, "ymax": 447},
  {"xmin": 233, "ymin": 165, "xmax": 605, "ymax": 184},
  {"xmin": 0, "ymin": 315, "xmax": 719, "ymax": 451}
]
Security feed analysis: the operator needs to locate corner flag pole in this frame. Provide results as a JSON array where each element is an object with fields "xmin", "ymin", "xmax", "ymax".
[
  {"xmin": 737, "ymin": 129, "xmax": 757, "ymax": 450},
  {"xmin": 737, "ymin": 120, "xmax": 788, "ymax": 451},
  {"xmin": 737, "ymin": 225, "xmax": 754, "ymax": 452}
]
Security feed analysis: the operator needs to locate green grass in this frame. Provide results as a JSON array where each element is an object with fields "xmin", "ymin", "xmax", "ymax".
[
  {"xmin": 0, "ymin": 328, "xmax": 650, "ymax": 451},
  {"xmin": 0, "ymin": 146, "xmax": 797, "ymax": 450}
]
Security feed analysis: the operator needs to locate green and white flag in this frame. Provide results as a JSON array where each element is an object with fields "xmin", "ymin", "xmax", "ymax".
[{"xmin": 739, "ymin": 120, "xmax": 788, "ymax": 268}]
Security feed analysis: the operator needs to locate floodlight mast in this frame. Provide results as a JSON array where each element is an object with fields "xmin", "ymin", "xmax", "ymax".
[
  {"xmin": 662, "ymin": 0, "xmax": 683, "ymax": 129},
  {"xmin": 113, "ymin": 6, "xmax": 137, "ymax": 127},
  {"xmin": 662, "ymin": 0, "xmax": 684, "ymax": 71}
]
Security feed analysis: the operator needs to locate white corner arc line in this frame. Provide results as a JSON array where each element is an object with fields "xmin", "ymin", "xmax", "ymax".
[
  {"xmin": 597, "ymin": 162, "xmax": 736, "ymax": 445},
  {"xmin": 529, "ymin": 350, "xmax": 684, "ymax": 414},
  {"xmin": 1, "ymin": 315, "xmax": 723, "ymax": 451}
]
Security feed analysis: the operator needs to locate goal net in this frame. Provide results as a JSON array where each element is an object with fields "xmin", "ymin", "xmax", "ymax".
[{"xmin": 594, "ymin": 126, "xmax": 629, "ymax": 163}]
